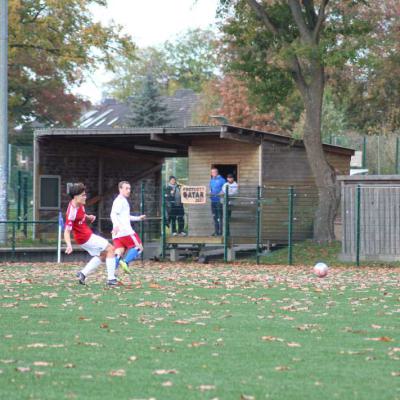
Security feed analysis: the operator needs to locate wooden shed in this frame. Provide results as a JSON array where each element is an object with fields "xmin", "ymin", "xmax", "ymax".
[{"xmin": 34, "ymin": 125, "xmax": 353, "ymax": 246}]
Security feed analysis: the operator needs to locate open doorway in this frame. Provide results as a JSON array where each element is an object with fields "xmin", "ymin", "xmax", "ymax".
[{"xmin": 213, "ymin": 164, "xmax": 238, "ymax": 181}]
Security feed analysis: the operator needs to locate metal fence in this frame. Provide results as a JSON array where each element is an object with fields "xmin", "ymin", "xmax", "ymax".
[{"xmin": 160, "ymin": 185, "xmax": 320, "ymax": 264}]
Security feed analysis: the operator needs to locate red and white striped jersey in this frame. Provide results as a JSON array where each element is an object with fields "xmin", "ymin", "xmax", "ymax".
[{"xmin": 65, "ymin": 202, "xmax": 92, "ymax": 245}]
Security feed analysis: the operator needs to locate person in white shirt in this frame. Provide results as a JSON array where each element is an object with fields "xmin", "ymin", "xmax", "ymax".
[
  {"xmin": 221, "ymin": 174, "xmax": 239, "ymax": 196},
  {"xmin": 221, "ymin": 174, "xmax": 238, "ymax": 235},
  {"xmin": 110, "ymin": 181, "xmax": 146, "ymax": 273}
]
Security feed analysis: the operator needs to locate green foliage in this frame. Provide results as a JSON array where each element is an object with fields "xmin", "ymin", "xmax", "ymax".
[
  {"xmin": 126, "ymin": 74, "xmax": 171, "ymax": 128},
  {"xmin": 9, "ymin": 0, "xmax": 135, "ymax": 129},
  {"xmin": 106, "ymin": 28, "xmax": 219, "ymax": 101},
  {"xmin": 105, "ymin": 47, "xmax": 172, "ymax": 100}
]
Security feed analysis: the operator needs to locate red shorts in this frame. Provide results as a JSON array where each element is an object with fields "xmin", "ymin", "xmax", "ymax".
[{"xmin": 113, "ymin": 233, "xmax": 142, "ymax": 250}]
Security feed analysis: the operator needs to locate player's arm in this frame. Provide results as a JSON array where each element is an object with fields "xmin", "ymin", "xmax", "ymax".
[
  {"xmin": 85, "ymin": 214, "xmax": 96, "ymax": 224},
  {"xmin": 64, "ymin": 228, "xmax": 73, "ymax": 254},
  {"xmin": 110, "ymin": 199, "xmax": 123, "ymax": 234},
  {"xmin": 130, "ymin": 215, "xmax": 146, "ymax": 222}
]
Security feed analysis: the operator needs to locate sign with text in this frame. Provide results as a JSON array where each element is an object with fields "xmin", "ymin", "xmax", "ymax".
[{"xmin": 181, "ymin": 186, "xmax": 207, "ymax": 204}]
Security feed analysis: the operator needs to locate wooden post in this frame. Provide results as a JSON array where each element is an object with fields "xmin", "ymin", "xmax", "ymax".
[{"xmin": 97, "ymin": 157, "xmax": 104, "ymax": 233}]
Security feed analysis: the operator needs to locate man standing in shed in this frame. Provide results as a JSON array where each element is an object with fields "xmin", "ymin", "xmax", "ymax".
[{"xmin": 209, "ymin": 167, "xmax": 226, "ymax": 236}]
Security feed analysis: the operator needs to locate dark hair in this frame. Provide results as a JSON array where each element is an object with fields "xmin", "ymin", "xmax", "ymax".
[
  {"xmin": 227, "ymin": 174, "xmax": 234, "ymax": 178},
  {"xmin": 119, "ymin": 181, "xmax": 130, "ymax": 189},
  {"xmin": 169, "ymin": 175, "xmax": 176, "ymax": 181},
  {"xmin": 68, "ymin": 183, "xmax": 86, "ymax": 199}
]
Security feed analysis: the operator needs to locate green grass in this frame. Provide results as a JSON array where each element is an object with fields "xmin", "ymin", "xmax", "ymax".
[
  {"xmin": 0, "ymin": 263, "xmax": 399, "ymax": 400},
  {"xmin": 259, "ymin": 240, "xmax": 400, "ymax": 267}
]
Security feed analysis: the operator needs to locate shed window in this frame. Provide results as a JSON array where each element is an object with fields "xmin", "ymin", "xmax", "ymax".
[
  {"xmin": 40, "ymin": 175, "xmax": 60, "ymax": 209},
  {"xmin": 212, "ymin": 164, "xmax": 238, "ymax": 181}
]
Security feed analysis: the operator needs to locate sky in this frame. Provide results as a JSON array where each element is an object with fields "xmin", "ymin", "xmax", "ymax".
[{"xmin": 73, "ymin": 0, "xmax": 220, "ymax": 103}]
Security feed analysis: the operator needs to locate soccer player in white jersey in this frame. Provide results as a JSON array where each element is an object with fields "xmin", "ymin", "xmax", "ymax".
[{"xmin": 110, "ymin": 181, "xmax": 146, "ymax": 273}]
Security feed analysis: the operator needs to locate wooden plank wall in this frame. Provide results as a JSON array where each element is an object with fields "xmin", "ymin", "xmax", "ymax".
[
  {"xmin": 36, "ymin": 139, "xmax": 162, "ymax": 238},
  {"xmin": 262, "ymin": 142, "xmax": 351, "ymax": 243},
  {"xmin": 342, "ymin": 184, "xmax": 400, "ymax": 261},
  {"xmin": 187, "ymin": 137, "xmax": 260, "ymax": 237}
]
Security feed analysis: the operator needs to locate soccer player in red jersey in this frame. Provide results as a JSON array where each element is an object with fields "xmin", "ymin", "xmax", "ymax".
[
  {"xmin": 64, "ymin": 183, "xmax": 118, "ymax": 286},
  {"xmin": 111, "ymin": 181, "xmax": 146, "ymax": 273}
]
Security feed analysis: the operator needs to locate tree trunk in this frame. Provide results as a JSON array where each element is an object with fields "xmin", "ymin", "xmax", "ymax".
[{"xmin": 302, "ymin": 69, "xmax": 340, "ymax": 243}]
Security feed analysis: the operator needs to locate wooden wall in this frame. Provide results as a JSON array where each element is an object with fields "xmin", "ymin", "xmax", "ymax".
[
  {"xmin": 261, "ymin": 142, "xmax": 352, "ymax": 243},
  {"xmin": 35, "ymin": 139, "xmax": 162, "ymax": 239},
  {"xmin": 187, "ymin": 137, "xmax": 260, "ymax": 237}
]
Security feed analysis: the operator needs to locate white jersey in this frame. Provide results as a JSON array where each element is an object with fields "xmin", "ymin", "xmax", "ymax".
[{"xmin": 110, "ymin": 194, "xmax": 141, "ymax": 239}]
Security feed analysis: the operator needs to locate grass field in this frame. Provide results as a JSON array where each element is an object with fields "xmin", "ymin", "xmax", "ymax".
[{"xmin": 0, "ymin": 262, "xmax": 399, "ymax": 400}]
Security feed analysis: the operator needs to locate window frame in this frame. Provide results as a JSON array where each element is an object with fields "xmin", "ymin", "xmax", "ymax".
[{"xmin": 39, "ymin": 175, "xmax": 61, "ymax": 210}]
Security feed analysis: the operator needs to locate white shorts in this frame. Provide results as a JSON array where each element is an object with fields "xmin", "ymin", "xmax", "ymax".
[{"xmin": 80, "ymin": 234, "xmax": 109, "ymax": 256}]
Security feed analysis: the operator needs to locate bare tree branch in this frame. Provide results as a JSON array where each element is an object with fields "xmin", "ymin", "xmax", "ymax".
[
  {"xmin": 245, "ymin": 0, "xmax": 279, "ymax": 36},
  {"xmin": 288, "ymin": 0, "xmax": 312, "ymax": 42},
  {"xmin": 313, "ymin": 0, "xmax": 329, "ymax": 41}
]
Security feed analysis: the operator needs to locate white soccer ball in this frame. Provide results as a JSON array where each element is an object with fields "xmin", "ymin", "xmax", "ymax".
[{"xmin": 313, "ymin": 262, "xmax": 329, "ymax": 278}]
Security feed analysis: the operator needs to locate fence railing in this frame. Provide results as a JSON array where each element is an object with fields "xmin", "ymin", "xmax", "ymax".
[
  {"xmin": 0, "ymin": 220, "xmax": 58, "ymax": 259},
  {"xmin": 160, "ymin": 185, "xmax": 320, "ymax": 264}
]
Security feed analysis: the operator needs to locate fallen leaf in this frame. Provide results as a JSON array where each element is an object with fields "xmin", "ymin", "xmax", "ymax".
[
  {"xmin": 153, "ymin": 369, "xmax": 178, "ymax": 375},
  {"xmin": 109, "ymin": 369, "xmax": 126, "ymax": 377},
  {"xmin": 162, "ymin": 381, "xmax": 173, "ymax": 387},
  {"xmin": 365, "ymin": 337, "xmax": 393, "ymax": 342},
  {"xmin": 33, "ymin": 361, "xmax": 53, "ymax": 367},
  {"xmin": 287, "ymin": 342, "xmax": 301, "ymax": 347},
  {"xmin": 275, "ymin": 366, "xmax": 290, "ymax": 371},
  {"xmin": 391, "ymin": 372, "xmax": 400, "ymax": 377},
  {"xmin": 198, "ymin": 385, "xmax": 216, "ymax": 391},
  {"xmin": 16, "ymin": 367, "xmax": 30, "ymax": 373}
]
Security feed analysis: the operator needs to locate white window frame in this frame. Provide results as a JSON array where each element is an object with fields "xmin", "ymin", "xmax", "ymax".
[{"xmin": 39, "ymin": 175, "xmax": 61, "ymax": 210}]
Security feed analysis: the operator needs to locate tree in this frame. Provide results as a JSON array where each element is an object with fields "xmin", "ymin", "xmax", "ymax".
[
  {"xmin": 9, "ymin": 0, "xmax": 135, "ymax": 130},
  {"xmin": 126, "ymin": 74, "xmax": 171, "ymax": 127},
  {"xmin": 218, "ymin": 0, "xmax": 385, "ymax": 242},
  {"xmin": 164, "ymin": 28, "xmax": 220, "ymax": 93},
  {"xmin": 195, "ymin": 74, "xmax": 282, "ymax": 132},
  {"xmin": 106, "ymin": 28, "xmax": 220, "ymax": 101},
  {"xmin": 105, "ymin": 47, "xmax": 172, "ymax": 101}
]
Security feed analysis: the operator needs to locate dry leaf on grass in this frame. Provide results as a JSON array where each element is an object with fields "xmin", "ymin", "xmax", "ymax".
[
  {"xmin": 198, "ymin": 385, "xmax": 216, "ymax": 391},
  {"xmin": 109, "ymin": 369, "xmax": 126, "ymax": 377},
  {"xmin": 365, "ymin": 337, "xmax": 393, "ymax": 342},
  {"xmin": 153, "ymin": 369, "xmax": 178, "ymax": 375}
]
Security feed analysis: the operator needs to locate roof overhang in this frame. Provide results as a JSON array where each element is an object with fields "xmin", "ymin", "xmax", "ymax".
[{"xmin": 35, "ymin": 124, "xmax": 354, "ymax": 157}]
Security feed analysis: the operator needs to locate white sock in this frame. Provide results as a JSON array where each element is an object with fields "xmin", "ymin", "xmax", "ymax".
[
  {"xmin": 106, "ymin": 257, "xmax": 116, "ymax": 281},
  {"xmin": 81, "ymin": 256, "xmax": 102, "ymax": 277}
]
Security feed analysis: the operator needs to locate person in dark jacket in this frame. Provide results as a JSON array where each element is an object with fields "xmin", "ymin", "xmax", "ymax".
[
  {"xmin": 209, "ymin": 167, "xmax": 226, "ymax": 236},
  {"xmin": 165, "ymin": 176, "xmax": 186, "ymax": 236}
]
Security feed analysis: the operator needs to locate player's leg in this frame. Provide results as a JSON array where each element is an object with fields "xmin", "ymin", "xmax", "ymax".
[
  {"xmin": 123, "ymin": 233, "xmax": 143, "ymax": 264},
  {"xmin": 77, "ymin": 256, "xmax": 103, "ymax": 284},
  {"xmin": 114, "ymin": 236, "xmax": 132, "ymax": 274},
  {"xmin": 81, "ymin": 234, "xmax": 118, "ymax": 285},
  {"xmin": 104, "ymin": 243, "xmax": 120, "ymax": 286}
]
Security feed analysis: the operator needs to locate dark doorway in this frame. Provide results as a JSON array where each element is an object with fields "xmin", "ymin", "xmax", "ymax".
[{"xmin": 213, "ymin": 164, "xmax": 238, "ymax": 181}]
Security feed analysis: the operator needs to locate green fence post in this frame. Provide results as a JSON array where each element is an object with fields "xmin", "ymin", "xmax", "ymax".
[
  {"xmin": 362, "ymin": 136, "xmax": 367, "ymax": 169},
  {"xmin": 288, "ymin": 186, "xmax": 294, "ymax": 266},
  {"xmin": 12, "ymin": 222, "xmax": 16, "ymax": 261},
  {"xmin": 23, "ymin": 176, "xmax": 28, "ymax": 237},
  {"xmin": 356, "ymin": 184, "xmax": 361, "ymax": 267},
  {"xmin": 396, "ymin": 137, "xmax": 399, "ymax": 174},
  {"xmin": 223, "ymin": 185, "xmax": 229, "ymax": 263},
  {"xmin": 17, "ymin": 171, "xmax": 21, "ymax": 229},
  {"xmin": 256, "ymin": 186, "xmax": 261, "ymax": 265},
  {"xmin": 161, "ymin": 184, "xmax": 166, "ymax": 260},
  {"xmin": 140, "ymin": 181, "xmax": 145, "ymax": 263}
]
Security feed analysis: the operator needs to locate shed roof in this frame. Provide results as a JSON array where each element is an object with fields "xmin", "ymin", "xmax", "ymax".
[{"xmin": 35, "ymin": 124, "xmax": 354, "ymax": 157}]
